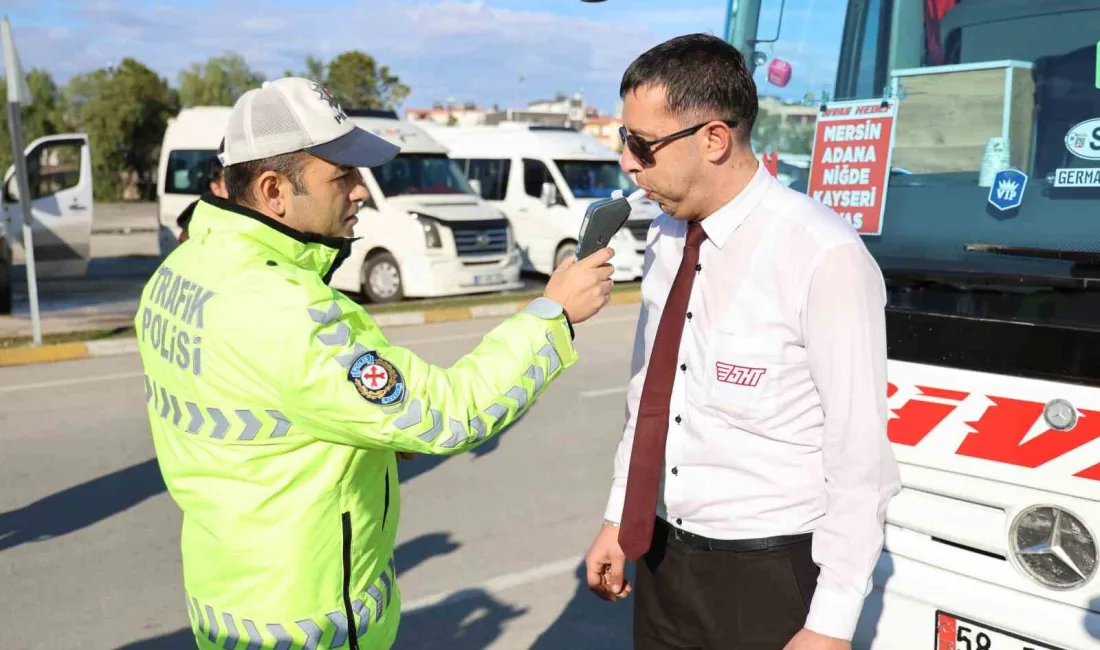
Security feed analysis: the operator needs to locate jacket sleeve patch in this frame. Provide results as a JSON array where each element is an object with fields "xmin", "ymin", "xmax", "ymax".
[{"xmin": 348, "ymin": 351, "xmax": 407, "ymax": 406}]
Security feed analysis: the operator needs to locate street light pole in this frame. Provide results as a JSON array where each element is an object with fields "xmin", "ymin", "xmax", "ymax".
[{"xmin": 1, "ymin": 17, "xmax": 42, "ymax": 346}]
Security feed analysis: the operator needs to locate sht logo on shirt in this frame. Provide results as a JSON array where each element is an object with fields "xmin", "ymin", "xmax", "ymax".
[{"xmin": 716, "ymin": 362, "xmax": 767, "ymax": 387}]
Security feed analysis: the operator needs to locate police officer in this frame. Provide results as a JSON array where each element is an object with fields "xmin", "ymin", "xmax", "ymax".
[{"xmin": 136, "ymin": 77, "xmax": 616, "ymax": 650}]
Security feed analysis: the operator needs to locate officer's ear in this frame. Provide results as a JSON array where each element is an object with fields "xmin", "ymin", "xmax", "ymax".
[{"xmin": 255, "ymin": 171, "xmax": 289, "ymax": 218}]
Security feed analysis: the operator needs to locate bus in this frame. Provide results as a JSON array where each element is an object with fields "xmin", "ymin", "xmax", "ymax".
[{"xmin": 739, "ymin": 0, "xmax": 1100, "ymax": 647}]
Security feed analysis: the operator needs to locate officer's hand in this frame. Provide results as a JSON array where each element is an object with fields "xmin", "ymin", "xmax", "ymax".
[
  {"xmin": 543, "ymin": 247, "xmax": 615, "ymax": 325},
  {"xmin": 585, "ymin": 524, "xmax": 631, "ymax": 602}
]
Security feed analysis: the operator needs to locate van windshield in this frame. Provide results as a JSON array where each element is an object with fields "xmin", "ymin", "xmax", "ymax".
[
  {"xmin": 555, "ymin": 160, "xmax": 636, "ymax": 198},
  {"xmin": 165, "ymin": 149, "xmax": 220, "ymax": 195},
  {"xmin": 373, "ymin": 154, "xmax": 476, "ymax": 197}
]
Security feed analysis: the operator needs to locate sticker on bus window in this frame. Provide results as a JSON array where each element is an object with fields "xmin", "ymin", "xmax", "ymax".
[
  {"xmin": 806, "ymin": 98, "xmax": 898, "ymax": 236},
  {"xmin": 1064, "ymin": 118, "xmax": 1100, "ymax": 160},
  {"xmin": 988, "ymin": 168, "xmax": 1027, "ymax": 211},
  {"xmin": 1053, "ymin": 168, "xmax": 1100, "ymax": 188}
]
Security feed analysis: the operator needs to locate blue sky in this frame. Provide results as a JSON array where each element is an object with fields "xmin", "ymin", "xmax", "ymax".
[{"xmin": 4, "ymin": 0, "xmax": 847, "ymax": 114}]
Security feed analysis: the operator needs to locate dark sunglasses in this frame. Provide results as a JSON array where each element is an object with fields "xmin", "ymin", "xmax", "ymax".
[{"xmin": 619, "ymin": 120, "xmax": 738, "ymax": 166}]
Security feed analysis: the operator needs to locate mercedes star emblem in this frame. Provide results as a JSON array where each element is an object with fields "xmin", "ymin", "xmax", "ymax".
[
  {"xmin": 1011, "ymin": 505, "xmax": 1097, "ymax": 590},
  {"xmin": 1043, "ymin": 398, "xmax": 1077, "ymax": 431}
]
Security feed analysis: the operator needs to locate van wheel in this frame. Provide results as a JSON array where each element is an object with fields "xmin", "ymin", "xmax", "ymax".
[
  {"xmin": 554, "ymin": 241, "xmax": 577, "ymax": 270},
  {"xmin": 361, "ymin": 252, "xmax": 404, "ymax": 303}
]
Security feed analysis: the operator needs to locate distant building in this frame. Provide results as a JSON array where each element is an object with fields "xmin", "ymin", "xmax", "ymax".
[
  {"xmin": 405, "ymin": 102, "xmax": 488, "ymax": 126},
  {"xmin": 757, "ymin": 96, "xmax": 818, "ymax": 125},
  {"xmin": 583, "ymin": 114, "xmax": 623, "ymax": 153},
  {"xmin": 479, "ymin": 91, "xmax": 588, "ymax": 130},
  {"xmin": 407, "ymin": 91, "xmax": 623, "ymax": 149},
  {"xmin": 525, "ymin": 91, "xmax": 587, "ymax": 125}
]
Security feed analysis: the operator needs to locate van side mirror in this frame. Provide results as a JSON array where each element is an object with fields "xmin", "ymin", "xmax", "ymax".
[
  {"xmin": 4, "ymin": 174, "xmax": 19, "ymax": 204},
  {"xmin": 540, "ymin": 181, "xmax": 558, "ymax": 207},
  {"xmin": 468, "ymin": 178, "xmax": 483, "ymax": 197}
]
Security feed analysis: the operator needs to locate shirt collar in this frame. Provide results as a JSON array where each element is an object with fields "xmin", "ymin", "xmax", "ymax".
[
  {"xmin": 187, "ymin": 194, "xmax": 352, "ymax": 280},
  {"xmin": 698, "ymin": 160, "xmax": 773, "ymax": 249}
]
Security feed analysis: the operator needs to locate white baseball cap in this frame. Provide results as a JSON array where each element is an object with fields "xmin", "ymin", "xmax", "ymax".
[{"xmin": 219, "ymin": 77, "xmax": 400, "ymax": 168}]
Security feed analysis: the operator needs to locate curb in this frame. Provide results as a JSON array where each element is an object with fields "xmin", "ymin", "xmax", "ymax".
[{"xmin": 0, "ymin": 290, "xmax": 642, "ymax": 368}]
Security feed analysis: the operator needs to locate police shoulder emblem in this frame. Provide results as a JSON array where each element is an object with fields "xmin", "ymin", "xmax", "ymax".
[{"xmin": 348, "ymin": 351, "xmax": 406, "ymax": 406}]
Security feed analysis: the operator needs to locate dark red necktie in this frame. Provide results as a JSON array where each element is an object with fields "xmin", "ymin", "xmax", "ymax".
[{"xmin": 618, "ymin": 220, "xmax": 707, "ymax": 561}]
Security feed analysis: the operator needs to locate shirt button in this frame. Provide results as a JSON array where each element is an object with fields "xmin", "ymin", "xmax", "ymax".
[
  {"xmin": 675, "ymin": 415, "xmax": 682, "ymax": 424},
  {"xmin": 680, "ymin": 363, "xmax": 687, "ymax": 371},
  {"xmin": 695, "ymin": 263, "xmax": 702, "ymax": 272},
  {"xmin": 266, "ymin": 260, "xmax": 277, "ymax": 267},
  {"xmin": 686, "ymin": 312, "xmax": 693, "ymax": 320},
  {"xmin": 676, "ymin": 518, "xmax": 683, "ymax": 526},
  {"xmin": 671, "ymin": 467, "xmax": 679, "ymax": 475}
]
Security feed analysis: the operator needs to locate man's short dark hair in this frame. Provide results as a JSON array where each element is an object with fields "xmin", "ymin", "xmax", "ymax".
[
  {"xmin": 224, "ymin": 151, "xmax": 311, "ymax": 207},
  {"xmin": 620, "ymin": 33, "xmax": 758, "ymax": 141}
]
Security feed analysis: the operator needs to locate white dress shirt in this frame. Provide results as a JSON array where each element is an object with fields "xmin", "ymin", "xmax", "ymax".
[{"xmin": 604, "ymin": 161, "xmax": 902, "ymax": 641}]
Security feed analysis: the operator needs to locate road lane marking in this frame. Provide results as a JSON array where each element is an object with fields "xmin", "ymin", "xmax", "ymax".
[
  {"xmin": 0, "ymin": 371, "xmax": 145, "ymax": 394},
  {"xmin": 581, "ymin": 386, "xmax": 628, "ymax": 398},
  {"xmin": 403, "ymin": 554, "xmax": 583, "ymax": 612}
]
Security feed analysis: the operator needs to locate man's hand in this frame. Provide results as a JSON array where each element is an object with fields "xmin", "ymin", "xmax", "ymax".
[
  {"xmin": 543, "ymin": 247, "xmax": 615, "ymax": 324},
  {"xmin": 585, "ymin": 524, "xmax": 631, "ymax": 602},
  {"xmin": 782, "ymin": 628, "xmax": 851, "ymax": 650}
]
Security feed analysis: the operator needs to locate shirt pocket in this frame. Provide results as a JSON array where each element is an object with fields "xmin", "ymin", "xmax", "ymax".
[{"xmin": 704, "ymin": 333, "xmax": 787, "ymax": 419}]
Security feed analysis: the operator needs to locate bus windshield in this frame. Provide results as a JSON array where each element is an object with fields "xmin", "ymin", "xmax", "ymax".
[{"xmin": 753, "ymin": 0, "xmax": 1100, "ymax": 375}]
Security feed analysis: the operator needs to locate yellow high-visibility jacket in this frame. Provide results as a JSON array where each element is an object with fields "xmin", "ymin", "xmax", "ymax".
[{"xmin": 136, "ymin": 195, "xmax": 577, "ymax": 650}]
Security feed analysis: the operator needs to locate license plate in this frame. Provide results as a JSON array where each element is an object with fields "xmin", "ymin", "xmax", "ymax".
[
  {"xmin": 473, "ymin": 273, "xmax": 504, "ymax": 286},
  {"xmin": 935, "ymin": 611, "xmax": 1063, "ymax": 650}
]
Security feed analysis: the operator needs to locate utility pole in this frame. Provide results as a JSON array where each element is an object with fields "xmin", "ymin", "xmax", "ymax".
[{"xmin": 2, "ymin": 16, "xmax": 42, "ymax": 346}]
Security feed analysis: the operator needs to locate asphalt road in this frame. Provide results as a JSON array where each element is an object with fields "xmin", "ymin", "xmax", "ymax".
[{"xmin": 0, "ymin": 303, "xmax": 643, "ymax": 650}]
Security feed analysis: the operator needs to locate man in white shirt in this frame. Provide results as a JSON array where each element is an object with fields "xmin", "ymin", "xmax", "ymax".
[{"xmin": 584, "ymin": 34, "xmax": 901, "ymax": 650}]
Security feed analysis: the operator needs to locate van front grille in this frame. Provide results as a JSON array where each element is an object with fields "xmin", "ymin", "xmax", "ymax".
[{"xmin": 451, "ymin": 219, "xmax": 508, "ymax": 257}]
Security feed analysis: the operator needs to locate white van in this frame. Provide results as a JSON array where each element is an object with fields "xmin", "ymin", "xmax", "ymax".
[
  {"xmin": 0, "ymin": 134, "xmax": 95, "ymax": 314},
  {"xmin": 156, "ymin": 108, "xmax": 523, "ymax": 302},
  {"xmin": 156, "ymin": 106, "xmax": 227, "ymax": 256},
  {"xmin": 425, "ymin": 123, "xmax": 660, "ymax": 281}
]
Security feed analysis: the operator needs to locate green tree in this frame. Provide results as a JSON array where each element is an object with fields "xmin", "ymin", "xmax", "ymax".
[
  {"xmin": 178, "ymin": 52, "xmax": 265, "ymax": 107},
  {"xmin": 750, "ymin": 112, "xmax": 816, "ymax": 156},
  {"xmin": 64, "ymin": 58, "xmax": 175, "ymax": 200},
  {"xmin": 323, "ymin": 51, "xmax": 410, "ymax": 110},
  {"xmin": 0, "ymin": 69, "xmax": 68, "ymax": 176},
  {"xmin": 283, "ymin": 55, "xmax": 326, "ymax": 83}
]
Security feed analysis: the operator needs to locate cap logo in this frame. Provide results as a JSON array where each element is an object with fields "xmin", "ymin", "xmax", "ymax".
[{"xmin": 311, "ymin": 82, "xmax": 348, "ymax": 124}]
